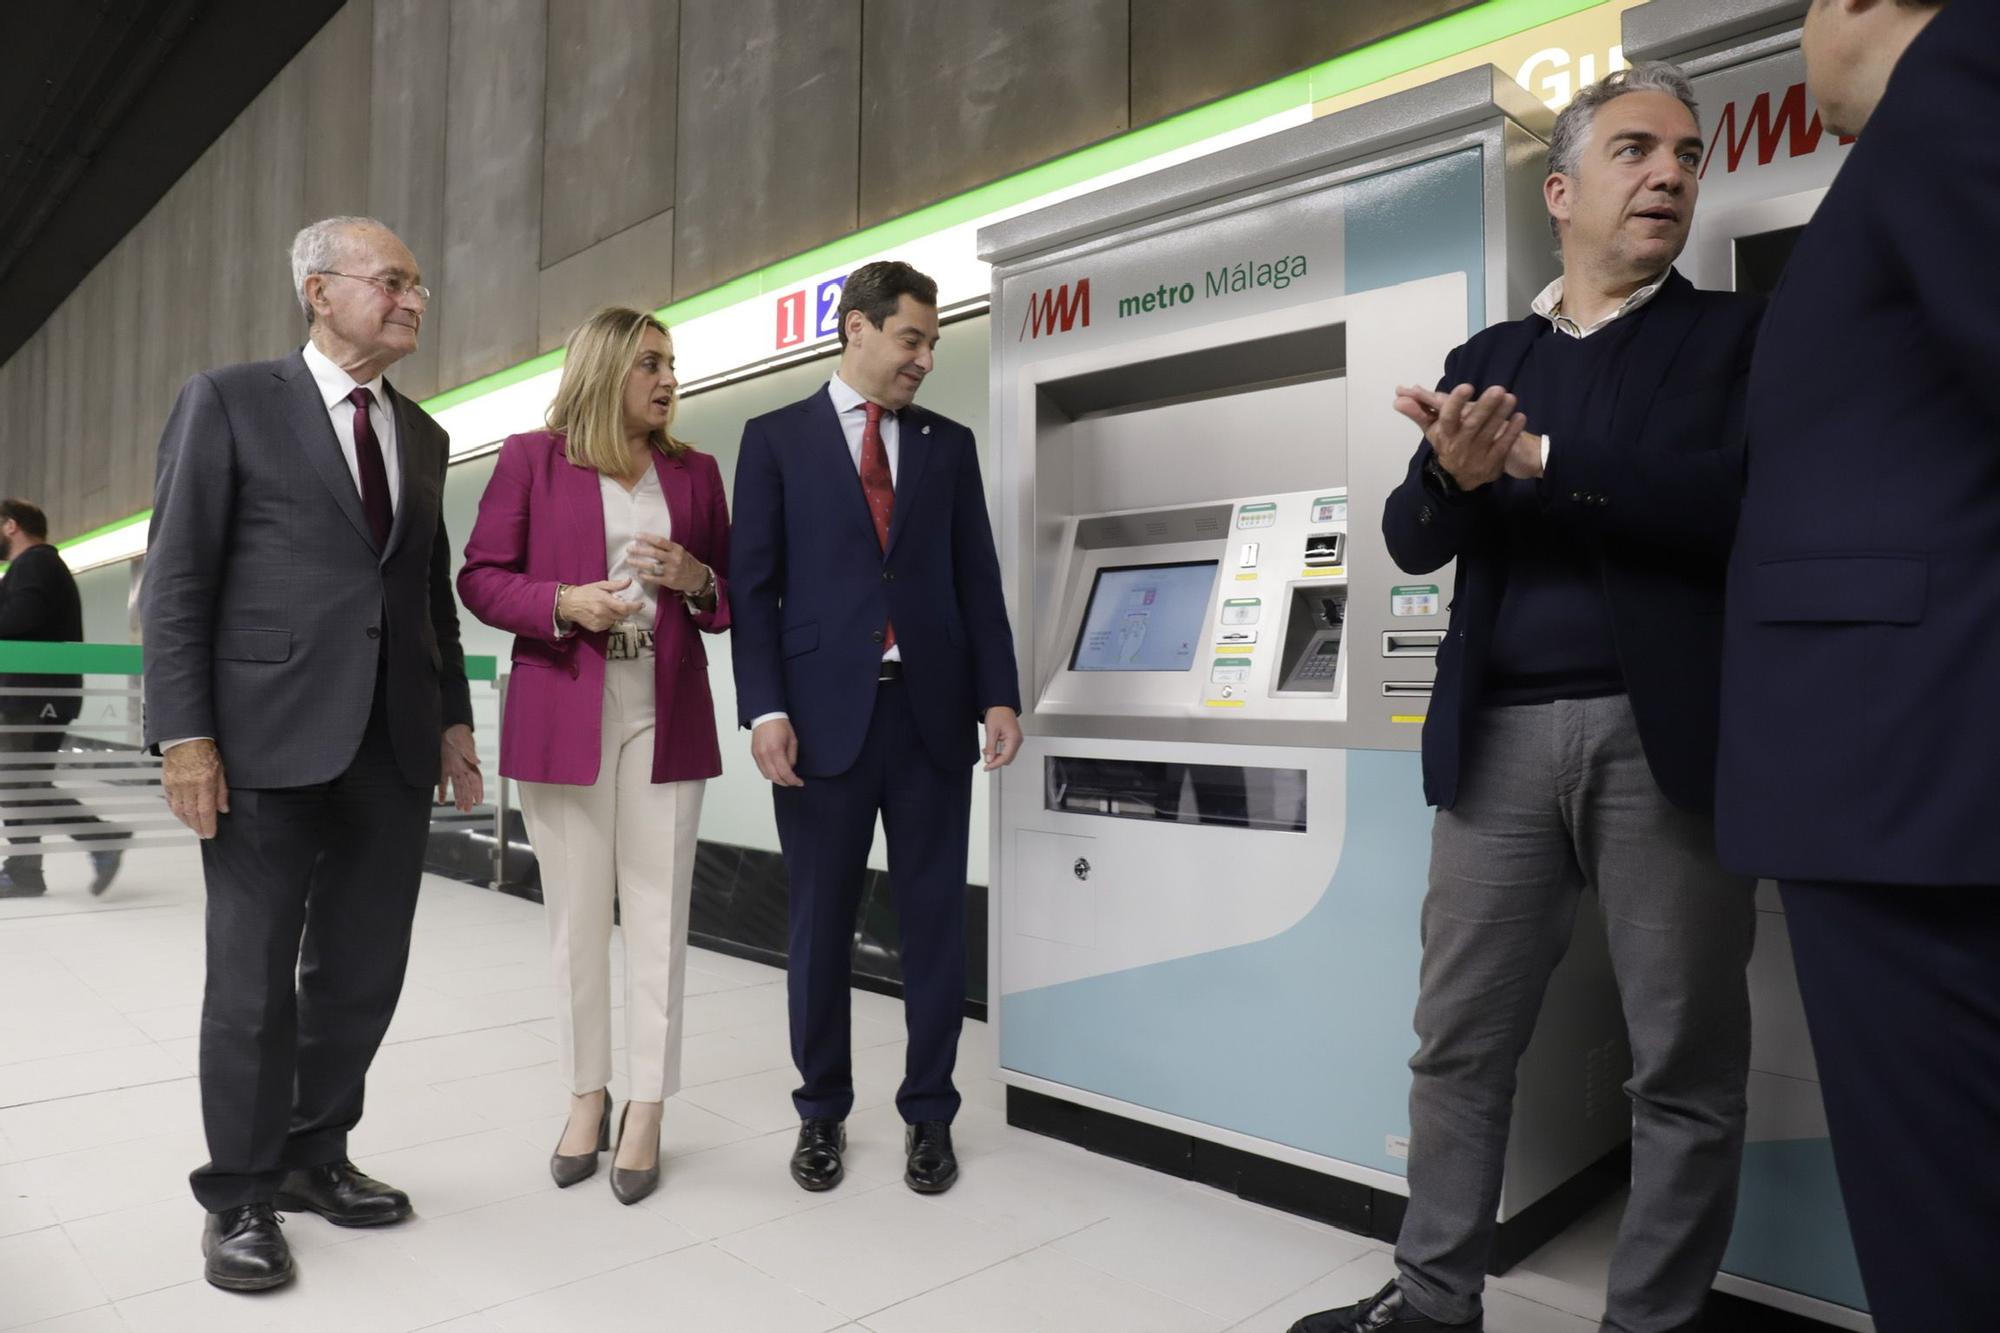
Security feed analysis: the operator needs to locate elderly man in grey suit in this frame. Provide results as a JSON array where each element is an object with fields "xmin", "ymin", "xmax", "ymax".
[{"xmin": 142, "ymin": 216, "xmax": 482, "ymax": 1292}]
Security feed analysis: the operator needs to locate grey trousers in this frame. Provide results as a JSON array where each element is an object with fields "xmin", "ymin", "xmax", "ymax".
[{"xmin": 1394, "ymin": 696, "xmax": 1755, "ymax": 1333}]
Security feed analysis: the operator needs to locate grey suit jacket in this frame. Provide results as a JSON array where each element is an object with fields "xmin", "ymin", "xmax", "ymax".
[{"xmin": 140, "ymin": 348, "xmax": 474, "ymax": 789}]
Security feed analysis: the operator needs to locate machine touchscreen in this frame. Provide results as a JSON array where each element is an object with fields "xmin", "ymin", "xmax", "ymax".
[{"xmin": 1069, "ymin": 561, "xmax": 1217, "ymax": 672}]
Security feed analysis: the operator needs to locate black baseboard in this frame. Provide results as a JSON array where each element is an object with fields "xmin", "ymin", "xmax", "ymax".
[
  {"xmin": 1005, "ymin": 1087, "xmax": 1851, "ymax": 1330},
  {"xmin": 429, "ymin": 825, "xmax": 988, "ymax": 1018},
  {"xmin": 1005, "ymin": 1086, "xmax": 1624, "ymax": 1274}
]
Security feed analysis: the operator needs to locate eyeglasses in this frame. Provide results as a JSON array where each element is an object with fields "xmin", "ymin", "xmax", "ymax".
[{"xmin": 316, "ymin": 271, "xmax": 432, "ymax": 303}]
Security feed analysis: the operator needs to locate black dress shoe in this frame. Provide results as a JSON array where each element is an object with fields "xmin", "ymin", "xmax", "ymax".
[
  {"xmin": 1287, "ymin": 1280, "xmax": 1482, "ymax": 1332},
  {"xmin": 274, "ymin": 1160, "xmax": 413, "ymax": 1227},
  {"xmin": 904, "ymin": 1120, "xmax": 958, "ymax": 1194},
  {"xmin": 202, "ymin": 1203, "xmax": 293, "ymax": 1292},
  {"xmin": 790, "ymin": 1118, "xmax": 845, "ymax": 1192}
]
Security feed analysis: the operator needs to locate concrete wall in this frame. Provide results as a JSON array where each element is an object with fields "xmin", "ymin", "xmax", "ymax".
[{"xmin": 0, "ymin": 0, "xmax": 1475, "ymax": 542}]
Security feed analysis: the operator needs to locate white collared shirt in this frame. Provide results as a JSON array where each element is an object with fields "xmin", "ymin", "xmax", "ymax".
[
  {"xmin": 601, "ymin": 465, "xmax": 672, "ymax": 628},
  {"xmin": 302, "ymin": 339, "xmax": 401, "ymax": 512},
  {"xmin": 747, "ymin": 374, "xmax": 906, "ymax": 732},
  {"xmin": 826, "ymin": 371, "xmax": 901, "ymax": 486},
  {"xmin": 1530, "ymin": 272, "xmax": 1668, "ymax": 339}
]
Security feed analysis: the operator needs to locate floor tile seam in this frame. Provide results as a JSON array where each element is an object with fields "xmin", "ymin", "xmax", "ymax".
[
  {"xmin": 0, "ymin": 1030, "xmax": 162, "ymax": 1075},
  {"xmin": 461, "ymin": 1239, "xmax": 848, "ymax": 1327},
  {"xmin": 709, "ymin": 1194, "xmax": 913, "ymax": 1315},
  {"xmin": 1052, "ymin": 1216, "xmax": 1360, "ymax": 1324},
  {"xmin": 1230, "ymin": 1245, "xmax": 1389, "ymax": 1330},
  {"xmin": 0, "ymin": 1069, "xmax": 194, "ymax": 1114},
  {"xmin": 371, "ymin": 1209, "xmax": 706, "ymax": 1311},
  {"xmin": 852, "ymin": 1226, "xmax": 1225, "ymax": 1328},
  {"xmin": 0, "ymin": 1221, "xmax": 112, "ymax": 1331},
  {"xmin": 54, "ymin": 1212, "xmax": 194, "ymax": 1305}
]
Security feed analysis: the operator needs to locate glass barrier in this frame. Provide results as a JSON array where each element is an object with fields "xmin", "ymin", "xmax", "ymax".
[{"xmin": 0, "ymin": 640, "xmax": 507, "ymax": 880}]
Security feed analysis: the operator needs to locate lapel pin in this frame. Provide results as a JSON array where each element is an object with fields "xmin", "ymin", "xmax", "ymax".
[{"xmin": 922, "ymin": 424, "xmax": 931, "ymax": 435}]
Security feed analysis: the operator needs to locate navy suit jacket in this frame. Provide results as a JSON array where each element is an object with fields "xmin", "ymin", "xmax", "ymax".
[
  {"xmin": 1718, "ymin": 2, "xmax": 2000, "ymax": 885},
  {"xmin": 1383, "ymin": 271, "xmax": 1762, "ymax": 813},
  {"xmin": 730, "ymin": 385, "xmax": 1021, "ymax": 778}
]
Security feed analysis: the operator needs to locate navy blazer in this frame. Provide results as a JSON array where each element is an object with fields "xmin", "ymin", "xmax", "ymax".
[
  {"xmin": 1718, "ymin": 2, "xmax": 2000, "ymax": 885},
  {"xmin": 1383, "ymin": 271, "xmax": 1762, "ymax": 813},
  {"xmin": 730, "ymin": 385, "xmax": 1021, "ymax": 778}
]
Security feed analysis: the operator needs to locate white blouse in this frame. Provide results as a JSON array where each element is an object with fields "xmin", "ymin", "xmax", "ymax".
[{"xmin": 600, "ymin": 467, "xmax": 672, "ymax": 628}]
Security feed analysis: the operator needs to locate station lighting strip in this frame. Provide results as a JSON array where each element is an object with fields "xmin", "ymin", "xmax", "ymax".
[{"xmin": 39, "ymin": 0, "xmax": 1602, "ymax": 574}]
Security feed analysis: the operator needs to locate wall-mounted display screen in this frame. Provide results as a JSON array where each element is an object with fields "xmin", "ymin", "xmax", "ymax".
[{"xmin": 1069, "ymin": 561, "xmax": 1217, "ymax": 672}]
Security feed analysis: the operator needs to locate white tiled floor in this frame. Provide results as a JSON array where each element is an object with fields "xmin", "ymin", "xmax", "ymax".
[{"xmin": 0, "ymin": 850, "xmax": 1623, "ymax": 1332}]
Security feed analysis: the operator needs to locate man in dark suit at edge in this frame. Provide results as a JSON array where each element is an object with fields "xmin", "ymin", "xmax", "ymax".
[{"xmin": 1717, "ymin": 2, "xmax": 1999, "ymax": 1325}]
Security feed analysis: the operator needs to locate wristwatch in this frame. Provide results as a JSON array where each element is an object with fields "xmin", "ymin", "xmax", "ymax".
[
  {"xmin": 681, "ymin": 564, "xmax": 716, "ymax": 607},
  {"xmin": 1423, "ymin": 455, "xmax": 1467, "ymax": 501}
]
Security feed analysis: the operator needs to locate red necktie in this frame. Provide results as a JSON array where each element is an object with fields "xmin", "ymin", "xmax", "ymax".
[
  {"xmin": 859, "ymin": 402, "xmax": 895, "ymax": 652},
  {"xmin": 349, "ymin": 386, "xmax": 393, "ymax": 549}
]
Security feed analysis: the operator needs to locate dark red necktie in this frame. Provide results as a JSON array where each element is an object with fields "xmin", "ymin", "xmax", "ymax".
[
  {"xmin": 859, "ymin": 402, "xmax": 895, "ymax": 652},
  {"xmin": 349, "ymin": 386, "xmax": 393, "ymax": 549}
]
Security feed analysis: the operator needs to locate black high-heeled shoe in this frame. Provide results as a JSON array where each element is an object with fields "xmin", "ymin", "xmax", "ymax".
[
  {"xmin": 549, "ymin": 1089, "xmax": 611, "ymax": 1187},
  {"xmin": 609, "ymin": 1102, "xmax": 661, "ymax": 1205}
]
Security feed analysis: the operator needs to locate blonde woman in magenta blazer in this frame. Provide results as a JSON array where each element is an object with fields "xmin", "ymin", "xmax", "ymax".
[{"xmin": 457, "ymin": 306, "xmax": 730, "ymax": 1205}]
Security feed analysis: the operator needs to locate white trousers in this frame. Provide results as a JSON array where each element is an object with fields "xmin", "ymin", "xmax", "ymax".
[{"xmin": 517, "ymin": 655, "xmax": 704, "ymax": 1101}]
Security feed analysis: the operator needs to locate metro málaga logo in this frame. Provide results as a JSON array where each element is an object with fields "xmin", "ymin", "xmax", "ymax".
[
  {"xmin": 1018, "ymin": 278, "xmax": 1091, "ymax": 341},
  {"xmin": 1701, "ymin": 82, "xmax": 1854, "ymax": 178}
]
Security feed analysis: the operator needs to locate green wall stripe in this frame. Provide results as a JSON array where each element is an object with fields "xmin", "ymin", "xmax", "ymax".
[
  {"xmin": 416, "ymin": 0, "xmax": 1598, "ymax": 415},
  {"xmin": 0, "ymin": 640, "xmax": 498, "ymax": 682},
  {"xmin": 41, "ymin": 0, "xmax": 1604, "ymax": 548}
]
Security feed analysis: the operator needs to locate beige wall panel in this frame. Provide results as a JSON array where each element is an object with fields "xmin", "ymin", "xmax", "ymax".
[
  {"xmin": 439, "ymin": 0, "xmax": 549, "ymax": 391},
  {"xmin": 535, "ymin": 208, "xmax": 675, "ymax": 355},
  {"xmin": 859, "ymin": 0, "xmax": 1127, "ymax": 228},
  {"xmin": 368, "ymin": 0, "xmax": 451, "ymax": 401},
  {"xmin": 673, "ymin": 0, "xmax": 860, "ymax": 298},
  {"xmin": 541, "ymin": 0, "xmax": 679, "ymax": 268}
]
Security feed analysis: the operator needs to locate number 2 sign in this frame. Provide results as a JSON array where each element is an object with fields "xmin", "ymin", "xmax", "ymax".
[{"xmin": 775, "ymin": 273, "xmax": 848, "ymax": 349}]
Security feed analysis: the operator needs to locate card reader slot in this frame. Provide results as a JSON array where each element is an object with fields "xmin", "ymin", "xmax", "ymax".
[
  {"xmin": 1382, "ymin": 630, "xmax": 1444, "ymax": 657},
  {"xmin": 1382, "ymin": 681, "xmax": 1434, "ymax": 697}
]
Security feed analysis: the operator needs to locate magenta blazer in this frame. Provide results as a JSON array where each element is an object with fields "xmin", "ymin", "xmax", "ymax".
[{"xmin": 457, "ymin": 430, "xmax": 731, "ymax": 785}]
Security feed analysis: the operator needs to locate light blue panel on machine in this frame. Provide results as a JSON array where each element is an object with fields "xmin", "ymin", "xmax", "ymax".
[
  {"xmin": 1001, "ymin": 749, "xmax": 1433, "ymax": 1175},
  {"xmin": 1001, "ymin": 148, "xmax": 1492, "ymax": 1177},
  {"xmin": 1723, "ymin": 1138, "xmax": 1869, "ymax": 1313},
  {"xmin": 1343, "ymin": 148, "xmax": 1487, "ymax": 334}
]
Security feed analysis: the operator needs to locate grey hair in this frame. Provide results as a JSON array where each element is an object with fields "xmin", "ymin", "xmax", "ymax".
[
  {"xmin": 290, "ymin": 216, "xmax": 388, "ymax": 325},
  {"xmin": 1546, "ymin": 63, "xmax": 1700, "ymax": 238}
]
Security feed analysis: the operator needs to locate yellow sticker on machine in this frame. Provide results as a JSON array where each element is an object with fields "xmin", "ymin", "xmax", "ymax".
[
  {"xmin": 1391, "ymin": 714, "xmax": 1428, "ymax": 724},
  {"xmin": 1299, "ymin": 566, "xmax": 1344, "ymax": 579},
  {"xmin": 1204, "ymin": 698, "xmax": 1247, "ymax": 708}
]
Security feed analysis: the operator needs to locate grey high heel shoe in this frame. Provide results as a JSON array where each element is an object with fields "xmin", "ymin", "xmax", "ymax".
[
  {"xmin": 609, "ymin": 1103, "xmax": 661, "ymax": 1205},
  {"xmin": 549, "ymin": 1089, "xmax": 611, "ymax": 1187}
]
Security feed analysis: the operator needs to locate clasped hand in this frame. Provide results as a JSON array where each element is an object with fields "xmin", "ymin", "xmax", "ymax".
[
  {"xmin": 628, "ymin": 533, "xmax": 708, "ymax": 597},
  {"xmin": 1393, "ymin": 382, "xmax": 1542, "ymax": 488}
]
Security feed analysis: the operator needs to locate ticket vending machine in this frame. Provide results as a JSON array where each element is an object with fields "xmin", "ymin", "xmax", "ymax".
[
  {"xmin": 979, "ymin": 68, "xmax": 1635, "ymax": 1259},
  {"xmin": 1625, "ymin": 3, "xmax": 1872, "ymax": 1327}
]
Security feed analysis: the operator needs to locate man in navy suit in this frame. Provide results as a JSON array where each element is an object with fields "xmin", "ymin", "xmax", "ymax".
[
  {"xmin": 1718, "ymin": 1, "xmax": 1997, "ymax": 1322},
  {"xmin": 732, "ymin": 260, "xmax": 1022, "ymax": 1196},
  {"xmin": 1295, "ymin": 66, "xmax": 1762, "ymax": 1333}
]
